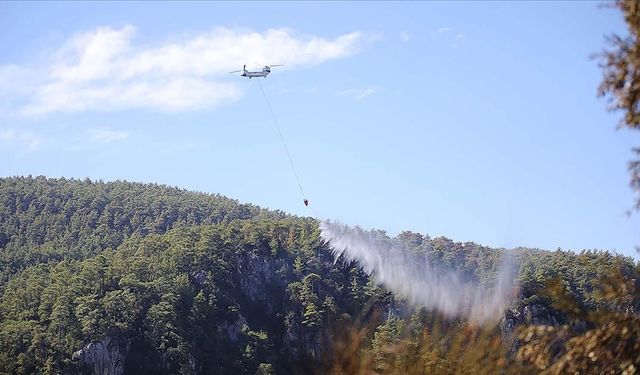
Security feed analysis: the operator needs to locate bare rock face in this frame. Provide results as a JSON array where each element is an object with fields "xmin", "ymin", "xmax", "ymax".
[
  {"xmin": 225, "ymin": 314, "xmax": 248, "ymax": 343},
  {"xmin": 238, "ymin": 254, "xmax": 278, "ymax": 302},
  {"xmin": 501, "ymin": 304, "xmax": 562, "ymax": 338},
  {"xmin": 72, "ymin": 337, "xmax": 129, "ymax": 375}
]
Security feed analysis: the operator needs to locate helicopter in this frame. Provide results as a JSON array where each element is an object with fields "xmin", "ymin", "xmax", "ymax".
[
  {"xmin": 229, "ymin": 64, "xmax": 284, "ymax": 79},
  {"xmin": 230, "ymin": 62, "xmax": 308, "ymax": 207}
]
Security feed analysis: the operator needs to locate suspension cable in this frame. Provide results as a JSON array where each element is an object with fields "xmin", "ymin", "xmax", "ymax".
[{"xmin": 256, "ymin": 79, "xmax": 307, "ymax": 203}]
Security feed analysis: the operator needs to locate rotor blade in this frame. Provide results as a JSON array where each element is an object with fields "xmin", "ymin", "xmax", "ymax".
[
  {"xmin": 229, "ymin": 70, "xmax": 242, "ymax": 73},
  {"xmin": 252, "ymin": 63, "xmax": 284, "ymax": 68}
]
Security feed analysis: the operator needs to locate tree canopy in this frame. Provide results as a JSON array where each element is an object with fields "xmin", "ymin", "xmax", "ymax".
[{"xmin": 0, "ymin": 176, "xmax": 638, "ymax": 374}]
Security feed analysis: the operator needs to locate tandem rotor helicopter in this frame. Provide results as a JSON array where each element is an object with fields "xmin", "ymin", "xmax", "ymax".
[
  {"xmin": 229, "ymin": 62, "xmax": 310, "ymax": 207},
  {"xmin": 229, "ymin": 64, "xmax": 284, "ymax": 79}
]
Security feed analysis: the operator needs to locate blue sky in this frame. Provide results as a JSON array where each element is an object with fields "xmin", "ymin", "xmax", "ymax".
[{"xmin": 1, "ymin": 1, "xmax": 638, "ymax": 256}]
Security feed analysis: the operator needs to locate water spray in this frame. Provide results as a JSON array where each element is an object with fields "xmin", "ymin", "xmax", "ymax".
[{"xmin": 320, "ymin": 220, "xmax": 518, "ymax": 324}]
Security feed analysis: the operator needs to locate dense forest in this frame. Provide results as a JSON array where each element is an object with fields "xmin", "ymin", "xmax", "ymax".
[{"xmin": 0, "ymin": 176, "xmax": 638, "ymax": 374}]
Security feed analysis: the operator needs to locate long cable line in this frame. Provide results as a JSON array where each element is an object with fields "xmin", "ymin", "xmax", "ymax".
[{"xmin": 256, "ymin": 79, "xmax": 307, "ymax": 204}]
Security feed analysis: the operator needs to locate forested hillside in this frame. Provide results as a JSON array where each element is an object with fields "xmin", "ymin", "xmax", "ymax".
[{"xmin": 0, "ymin": 176, "xmax": 638, "ymax": 374}]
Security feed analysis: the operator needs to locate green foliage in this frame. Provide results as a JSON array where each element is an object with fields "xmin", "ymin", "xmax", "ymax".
[
  {"xmin": 597, "ymin": 0, "xmax": 640, "ymax": 209},
  {"xmin": 256, "ymin": 363, "xmax": 275, "ymax": 375},
  {"xmin": 517, "ymin": 265, "xmax": 640, "ymax": 374},
  {"xmin": 371, "ymin": 313, "xmax": 405, "ymax": 370},
  {"xmin": 0, "ymin": 177, "xmax": 638, "ymax": 374},
  {"xmin": 0, "ymin": 176, "xmax": 272, "ymax": 284},
  {"xmin": 0, "ymin": 177, "xmax": 353, "ymax": 374}
]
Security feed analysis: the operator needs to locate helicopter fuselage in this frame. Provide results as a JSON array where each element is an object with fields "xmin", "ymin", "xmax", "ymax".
[{"xmin": 242, "ymin": 67, "xmax": 271, "ymax": 79}]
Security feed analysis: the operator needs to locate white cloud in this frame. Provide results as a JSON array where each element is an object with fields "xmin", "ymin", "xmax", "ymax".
[
  {"xmin": 1, "ymin": 26, "xmax": 370, "ymax": 117},
  {"xmin": 89, "ymin": 127, "xmax": 129, "ymax": 143},
  {"xmin": 453, "ymin": 33, "xmax": 466, "ymax": 48},
  {"xmin": 340, "ymin": 86, "xmax": 380, "ymax": 101},
  {"xmin": 0, "ymin": 128, "xmax": 43, "ymax": 153},
  {"xmin": 399, "ymin": 31, "xmax": 411, "ymax": 42},
  {"xmin": 434, "ymin": 27, "xmax": 466, "ymax": 48},
  {"xmin": 355, "ymin": 87, "xmax": 378, "ymax": 100}
]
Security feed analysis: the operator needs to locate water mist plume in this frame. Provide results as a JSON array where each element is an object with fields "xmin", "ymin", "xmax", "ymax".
[{"xmin": 319, "ymin": 220, "xmax": 518, "ymax": 324}]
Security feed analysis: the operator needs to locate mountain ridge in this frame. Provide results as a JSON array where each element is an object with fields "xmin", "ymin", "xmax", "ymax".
[{"xmin": 0, "ymin": 176, "xmax": 637, "ymax": 374}]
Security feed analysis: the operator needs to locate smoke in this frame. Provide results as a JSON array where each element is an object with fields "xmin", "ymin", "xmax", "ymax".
[{"xmin": 319, "ymin": 220, "xmax": 518, "ymax": 324}]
